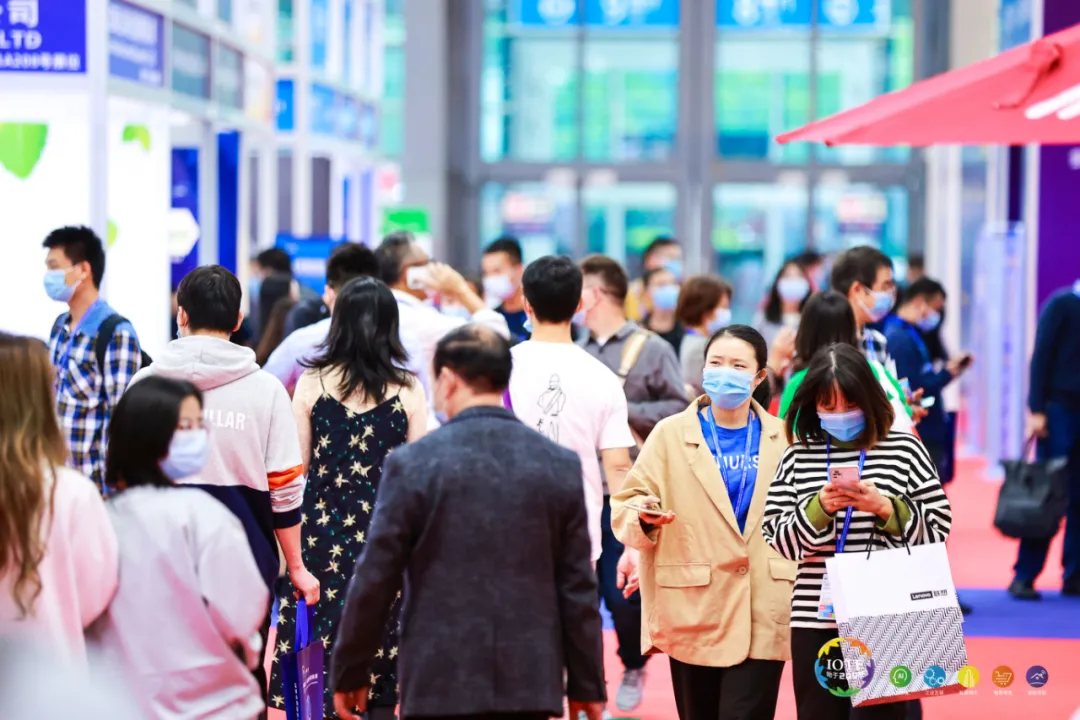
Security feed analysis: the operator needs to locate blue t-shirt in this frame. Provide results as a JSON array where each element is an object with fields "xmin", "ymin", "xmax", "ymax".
[{"xmin": 698, "ymin": 411, "xmax": 761, "ymax": 533}]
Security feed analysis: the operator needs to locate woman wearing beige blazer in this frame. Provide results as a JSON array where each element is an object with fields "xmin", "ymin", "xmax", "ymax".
[{"xmin": 612, "ymin": 325, "xmax": 796, "ymax": 720}]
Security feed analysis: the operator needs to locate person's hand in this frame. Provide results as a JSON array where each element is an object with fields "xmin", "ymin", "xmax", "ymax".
[
  {"xmin": 818, "ymin": 484, "xmax": 856, "ymax": 515},
  {"xmin": 634, "ymin": 495, "xmax": 675, "ymax": 526},
  {"xmin": 911, "ymin": 404, "xmax": 929, "ymax": 424},
  {"xmin": 426, "ymin": 262, "xmax": 470, "ymax": 298},
  {"xmin": 1028, "ymin": 412, "xmax": 1049, "ymax": 439},
  {"xmin": 568, "ymin": 700, "xmax": 605, "ymax": 720},
  {"xmin": 333, "ymin": 689, "xmax": 368, "ymax": 720},
  {"xmin": 289, "ymin": 565, "xmax": 320, "ymax": 605},
  {"xmin": 947, "ymin": 353, "xmax": 974, "ymax": 376},
  {"xmin": 840, "ymin": 481, "xmax": 893, "ymax": 520},
  {"xmin": 909, "ymin": 388, "xmax": 925, "ymax": 405},
  {"xmin": 616, "ymin": 548, "xmax": 640, "ymax": 598},
  {"xmin": 768, "ymin": 327, "xmax": 796, "ymax": 374}
]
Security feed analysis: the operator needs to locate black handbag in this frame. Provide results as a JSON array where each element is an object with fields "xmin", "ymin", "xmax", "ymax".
[{"xmin": 994, "ymin": 437, "xmax": 1070, "ymax": 540}]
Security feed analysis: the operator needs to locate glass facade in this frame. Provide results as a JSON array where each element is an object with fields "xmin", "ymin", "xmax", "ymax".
[
  {"xmin": 466, "ymin": 0, "xmax": 927, "ymax": 310},
  {"xmin": 382, "ymin": 0, "xmax": 405, "ymax": 158}
]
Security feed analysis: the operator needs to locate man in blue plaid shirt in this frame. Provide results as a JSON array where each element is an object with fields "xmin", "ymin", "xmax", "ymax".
[{"xmin": 44, "ymin": 227, "xmax": 143, "ymax": 493}]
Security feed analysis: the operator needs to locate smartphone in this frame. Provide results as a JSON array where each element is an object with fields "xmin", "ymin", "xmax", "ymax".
[
  {"xmin": 625, "ymin": 503, "xmax": 669, "ymax": 517},
  {"xmin": 920, "ymin": 396, "xmax": 936, "ymax": 409},
  {"xmin": 957, "ymin": 354, "xmax": 973, "ymax": 370},
  {"xmin": 828, "ymin": 465, "xmax": 862, "ymax": 490},
  {"xmin": 406, "ymin": 265, "xmax": 432, "ymax": 290}
]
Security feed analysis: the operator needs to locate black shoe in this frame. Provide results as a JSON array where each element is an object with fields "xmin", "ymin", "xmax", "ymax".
[
  {"xmin": 1008, "ymin": 579, "xmax": 1041, "ymax": 600},
  {"xmin": 1062, "ymin": 579, "xmax": 1080, "ymax": 597}
]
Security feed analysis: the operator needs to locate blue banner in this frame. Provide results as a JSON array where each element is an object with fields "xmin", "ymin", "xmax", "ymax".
[
  {"xmin": 310, "ymin": 0, "xmax": 328, "ymax": 70},
  {"xmin": 171, "ymin": 148, "xmax": 201, "ymax": 290},
  {"xmin": 171, "ymin": 23, "xmax": 211, "ymax": 98},
  {"xmin": 0, "ymin": 0, "xmax": 88, "ymax": 73},
  {"xmin": 999, "ymin": 0, "xmax": 1031, "ymax": 51},
  {"xmin": 108, "ymin": 0, "xmax": 163, "ymax": 86},
  {"xmin": 274, "ymin": 235, "xmax": 345, "ymax": 295},
  {"xmin": 276, "ymin": 79, "xmax": 295, "ymax": 130},
  {"xmin": 717, "ymin": 0, "xmax": 890, "ymax": 30},
  {"xmin": 512, "ymin": 0, "xmax": 678, "ymax": 27}
]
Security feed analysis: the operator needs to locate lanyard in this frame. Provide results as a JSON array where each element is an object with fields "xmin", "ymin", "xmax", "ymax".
[
  {"xmin": 863, "ymin": 329, "xmax": 876, "ymax": 357},
  {"xmin": 825, "ymin": 438, "xmax": 866, "ymax": 553},
  {"xmin": 56, "ymin": 299, "xmax": 109, "ymax": 385},
  {"xmin": 704, "ymin": 408, "xmax": 755, "ymax": 519}
]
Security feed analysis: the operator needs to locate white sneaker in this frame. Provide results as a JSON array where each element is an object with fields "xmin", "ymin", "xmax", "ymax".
[{"xmin": 615, "ymin": 667, "xmax": 646, "ymax": 712}]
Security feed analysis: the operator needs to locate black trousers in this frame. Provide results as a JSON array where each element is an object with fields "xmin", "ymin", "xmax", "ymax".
[
  {"xmin": 669, "ymin": 656, "xmax": 784, "ymax": 720},
  {"xmin": 791, "ymin": 628, "xmax": 907, "ymax": 720}
]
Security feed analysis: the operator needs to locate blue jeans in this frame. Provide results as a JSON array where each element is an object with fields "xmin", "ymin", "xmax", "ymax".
[
  {"xmin": 1013, "ymin": 401, "xmax": 1080, "ymax": 584},
  {"xmin": 598, "ymin": 496, "xmax": 648, "ymax": 671}
]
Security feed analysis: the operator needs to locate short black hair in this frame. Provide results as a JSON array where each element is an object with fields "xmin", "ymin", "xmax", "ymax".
[
  {"xmin": 900, "ymin": 277, "xmax": 946, "ymax": 305},
  {"xmin": 375, "ymin": 231, "xmax": 416, "ymax": 286},
  {"xmin": 483, "ymin": 236, "xmax": 523, "ymax": 265},
  {"xmin": 522, "ymin": 256, "xmax": 583, "ymax": 324},
  {"xmin": 793, "ymin": 291, "xmax": 859, "ymax": 372},
  {"xmin": 256, "ymin": 248, "xmax": 292, "ymax": 275},
  {"xmin": 176, "ymin": 265, "xmax": 243, "ymax": 334},
  {"xmin": 42, "ymin": 226, "xmax": 106, "ymax": 288},
  {"xmin": 786, "ymin": 343, "xmax": 895, "ymax": 449},
  {"xmin": 705, "ymin": 324, "xmax": 771, "ymax": 407},
  {"xmin": 106, "ymin": 376, "xmax": 202, "ymax": 491},
  {"xmin": 830, "ymin": 246, "xmax": 893, "ymax": 296},
  {"xmin": 434, "ymin": 324, "xmax": 513, "ymax": 394},
  {"xmin": 908, "ymin": 253, "xmax": 926, "ymax": 272},
  {"xmin": 579, "ymin": 254, "xmax": 629, "ymax": 303},
  {"xmin": 643, "ymin": 236, "xmax": 679, "ymax": 261},
  {"xmin": 327, "ymin": 242, "xmax": 380, "ymax": 290}
]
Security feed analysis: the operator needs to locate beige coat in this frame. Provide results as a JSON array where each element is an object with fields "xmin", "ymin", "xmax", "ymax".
[{"xmin": 611, "ymin": 398, "xmax": 796, "ymax": 668}]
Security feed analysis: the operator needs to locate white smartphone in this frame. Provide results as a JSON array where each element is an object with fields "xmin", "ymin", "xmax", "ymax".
[
  {"xmin": 828, "ymin": 464, "xmax": 862, "ymax": 491},
  {"xmin": 625, "ymin": 503, "xmax": 668, "ymax": 517},
  {"xmin": 406, "ymin": 265, "xmax": 432, "ymax": 290},
  {"xmin": 920, "ymin": 396, "xmax": 936, "ymax": 409}
]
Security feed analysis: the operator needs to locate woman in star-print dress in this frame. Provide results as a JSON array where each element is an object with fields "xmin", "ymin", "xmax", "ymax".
[{"xmin": 270, "ymin": 278, "xmax": 427, "ymax": 719}]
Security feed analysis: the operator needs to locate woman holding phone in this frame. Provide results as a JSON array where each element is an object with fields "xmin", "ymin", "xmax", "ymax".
[
  {"xmin": 762, "ymin": 343, "xmax": 952, "ymax": 720},
  {"xmin": 611, "ymin": 325, "xmax": 797, "ymax": 720}
]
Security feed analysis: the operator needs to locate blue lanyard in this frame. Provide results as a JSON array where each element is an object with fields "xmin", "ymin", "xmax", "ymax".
[
  {"xmin": 56, "ymin": 299, "xmax": 109, "ymax": 385},
  {"xmin": 863, "ymin": 330, "xmax": 876, "ymax": 357},
  {"xmin": 704, "ymin": 408, "xmax": 755, "ymax": 519},
  {"xmin": 825, "ymin": 438, "xmax": 866, "ymax": 553}
]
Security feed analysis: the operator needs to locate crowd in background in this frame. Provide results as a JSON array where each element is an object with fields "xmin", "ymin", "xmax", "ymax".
[{"xmin": 12, "ymin": 222, "xmax": 1078, "ymax": 720}]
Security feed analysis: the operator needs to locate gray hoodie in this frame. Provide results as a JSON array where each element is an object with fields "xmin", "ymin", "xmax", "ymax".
[{"xmin": 131, "ymin": 336, "xmax": 305, "ymax": 539}]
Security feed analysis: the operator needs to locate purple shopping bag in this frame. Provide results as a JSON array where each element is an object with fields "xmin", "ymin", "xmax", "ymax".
[{"xmin": 281, "ymin": 598, "xmax": 325, "ymax": 720}]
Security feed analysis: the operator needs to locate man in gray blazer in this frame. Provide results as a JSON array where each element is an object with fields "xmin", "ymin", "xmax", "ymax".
[{"xmin": 332, "ymin": 324, "xmax": 607, "ymax": 720}]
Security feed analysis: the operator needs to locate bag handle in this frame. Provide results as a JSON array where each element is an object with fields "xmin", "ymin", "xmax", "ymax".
[
  {"xmin": 864, "ymin": 496, "xmax": 913, "ymax": 559},
  {"xmin": 294, "ymin": 597, "xmax": 314, "ymax": 649}
]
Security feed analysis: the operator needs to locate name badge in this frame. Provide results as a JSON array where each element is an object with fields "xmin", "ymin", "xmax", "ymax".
[{"xmin": 818, "ymin": 573, "xmax": 835, "ymax": 621}]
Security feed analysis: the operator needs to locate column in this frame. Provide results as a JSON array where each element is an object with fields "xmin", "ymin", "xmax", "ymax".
[{"xmin": 292, "ymin": 0, "xmax": 314, "ymax": 236}]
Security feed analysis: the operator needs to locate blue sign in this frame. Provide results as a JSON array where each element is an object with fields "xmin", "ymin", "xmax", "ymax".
[
  {"xmin": 171, "ymin": 23, "xmax": 210, "ymax": 98},
  {"xmin": 276, "ymin": 79, "xmax": 295, "ymax": 130},
  {"xmin": 311, "ymin": 0, "xmax": 328, "ymax": 70},
  {"xmin": 999, "ymin": 0, "xmax": 1031, "ymax": 51},
  {"xmin": 108, "ymin": 0, "xmax": 163, "ymax": 87},
  {"xmin": 0, "ymin": 0, "xmax": 88, "ymax": 73},
  {"xmin": 275, "ymin": 234, "xmax": 345, "ymax": 296},
  {"xmin": 171, "ymin": 148, "xmax": 201, "ymax": 290},
  {"xmin": 717, "ymin": 0, "xmax": 890, "ymax": 30},
  {"xmin": 310, "ymin": 83, "xmax": 337, "ymax": 135},
  {"xmin": 512, "ymin": 0, "xmax": 678, "ymax": 27}
]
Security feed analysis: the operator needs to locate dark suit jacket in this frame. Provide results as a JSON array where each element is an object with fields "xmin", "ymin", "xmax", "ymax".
[{"xmin": 331, "ymin": 406, "xmax": 606, "ymax": 718}]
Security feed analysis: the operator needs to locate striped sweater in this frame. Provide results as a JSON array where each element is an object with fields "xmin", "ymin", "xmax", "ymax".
[{"xmin": 762, "ymin": 431, "xmax": 952, "ymax": 628}]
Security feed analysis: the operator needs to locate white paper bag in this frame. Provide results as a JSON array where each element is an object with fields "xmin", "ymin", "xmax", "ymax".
[{"xmin": 825, "ymin": 543, "xmax": 968, "ymax": 707}]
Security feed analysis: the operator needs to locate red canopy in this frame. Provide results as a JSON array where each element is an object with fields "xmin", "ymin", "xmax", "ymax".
[{"xmin": 777, "ymin": 22, "xmax": 1080, "ymax": 146}]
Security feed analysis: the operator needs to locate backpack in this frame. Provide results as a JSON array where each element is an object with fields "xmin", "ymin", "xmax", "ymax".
[
  {"xmin": 617, "ymin": 330, "xmax": 652, "ymax": 448},
  {"xmin": 94, "ymin": 314, "xmax": 153, "ymax": 372}
]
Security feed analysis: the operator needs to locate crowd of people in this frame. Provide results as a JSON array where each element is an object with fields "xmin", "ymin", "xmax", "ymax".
[{"xmin": 8, "ymin": 221, "xmax": 1071, "ymax": 720}]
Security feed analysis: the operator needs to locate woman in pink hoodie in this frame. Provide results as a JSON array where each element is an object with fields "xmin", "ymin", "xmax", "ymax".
[{"xmin": 0, "ymin": 333, "xmax": 119, "ymax": 666}]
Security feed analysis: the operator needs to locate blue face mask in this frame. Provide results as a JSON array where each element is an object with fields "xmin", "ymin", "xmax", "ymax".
[
  {"xmin": 706, "ymin": 308, "xmax": 732, "ymax": 335},
  {"xmin": 160, "ymin": 429, "xmax": 210, "ymax": 480},
  {"xmin": 916, "ymin": 310, "xmax": 941, "ymax": 332},
  {"xmin": 523, "ymin": 316, "xmax": 533, "ymax": 334},
  {"xmin": 663, "ymin": 259, "xmax": 684, "ymax": 281},
  {"xmin": 651, "ymin": 284, "xmax": 680, "ymax": 312},
  {"xmin": 702, "ymin": 367, "xmax": 755, "ymax": 409},
  {"xmin": 818, "ymin": 409, "xmax": 866, "ymax": 443},
  {"xmin": 864, "ymin": 289, "xmax": 895, "ymax": 323},
  {"xmin": 44, "ymin": 269, "xmax": 78, "ymax": 303}
]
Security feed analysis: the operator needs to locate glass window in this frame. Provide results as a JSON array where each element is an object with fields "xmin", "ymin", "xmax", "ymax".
[
  {"xmin": 583, "ymin": 183, "xmax": 677, "ymax": 273},
  {"xmin": 480, "ymin": 183, "xmax": 576, "ymax": 260},
  {"xmin": 813, "ymin": 183, "xmax": 909, "ymax": 262},
  {"xmin": 277, "ymin": 0, "xmax": 294, "ymax": 63},
  {"xmin": 814, "ymin": 0, "xmax": 913, "ymax": 165},
  {"xmin": 713, "ymin": 182, "xmax": 810, "ymax": 323}
]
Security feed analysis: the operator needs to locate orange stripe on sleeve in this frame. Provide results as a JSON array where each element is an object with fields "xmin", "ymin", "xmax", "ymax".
[{"xmin": 268, "ymin": 465, "xmax": 304, "ymax": 490}]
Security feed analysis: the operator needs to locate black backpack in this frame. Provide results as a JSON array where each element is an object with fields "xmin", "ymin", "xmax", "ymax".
[{"xmin": 94, "ymin": 314, "xmax": 153, "ymax": 372}]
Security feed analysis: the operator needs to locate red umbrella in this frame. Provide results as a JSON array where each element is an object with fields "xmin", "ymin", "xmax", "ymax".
[{"xmin": 776, "ymin": 22, "xmax": 1080, "ymax": 146}]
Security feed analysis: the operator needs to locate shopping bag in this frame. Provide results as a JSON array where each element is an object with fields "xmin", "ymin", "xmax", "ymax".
[
  {"xmin": 826, "ymin": 542, "xmax": 967, "ymax": 707},
  {"xmin": 994, "ymin": 437, "xmax": 1069, "ymax": 539},
  {"xmin": 281, "ymin": 598, "xmax": 325, "ymax": 720}
]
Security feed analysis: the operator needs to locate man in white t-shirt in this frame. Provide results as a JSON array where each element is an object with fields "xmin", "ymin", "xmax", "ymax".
[{"xmin": 507, "ymin": 256, "xmax": 635, "ymax": 566}]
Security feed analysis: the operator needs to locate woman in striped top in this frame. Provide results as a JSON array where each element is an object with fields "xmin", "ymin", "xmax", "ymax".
[{"xmin": 762, "ymin": 343, "xmax": 951, "ymax": 720}]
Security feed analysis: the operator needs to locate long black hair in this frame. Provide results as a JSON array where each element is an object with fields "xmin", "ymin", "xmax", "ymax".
[
  {"xmin": 258, "ymin": 273, "xmax": 293, "ymax": 334},
  {"xmin": 704, "ymin": 324, "xmax": 771, "ymax": 408},
  {"xmin": 792, "ymin": 291, "xmax": 859, "ymax": 373},
  {"xmin": 304, "ymin": 276, "xmax": 412, "ymax": 403},
  {"xmin": 763, "ymin": 260, "xmax": 811, "ymax": 324},
  {"xmin": 106, "ymin": 376, "xmax": 202, "ymax": 491}
]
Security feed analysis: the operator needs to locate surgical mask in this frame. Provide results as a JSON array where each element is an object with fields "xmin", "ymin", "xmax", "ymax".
[
  {"xmin": 44, "ymin": 269, "xmax": 78, "ymax": 303},
  {"xmin": 706, "ymin": 308, "xmax": 732, "ymax": 334},
  {"xmin": 702, "ymin": 367, "xmax": 755, "ymax": 410},
  {"xmin": 160, "ymin": 428, "xmax": 210, "ymax": 480},
  {"xmin": 818, "ymin": 409, "xmax": 866, "ymax": 443},
  {"xmin": 524, "ymin": 316, "xmax": 533, "ymax": 334},
  {"xmin": 863, "ymin": 289, "xmax": 894, "ymax": 323},
  {"xmin": 483, "ymin": 274, "xmax": 515, "ymax": 303},
  {"xmin": 916, "ymin": 310, "xmax": 941, "ymax": 332},
  {"xmin": 663, "ymin": 259, "xmax": 684, "ymax": 281},
  {"xmin": 651, "ymin": 284, "xmax": 680, "ymax": 312},
  {"xmin": 777, "ymin": 276, "xmax": 810, "ymax": 303}
]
